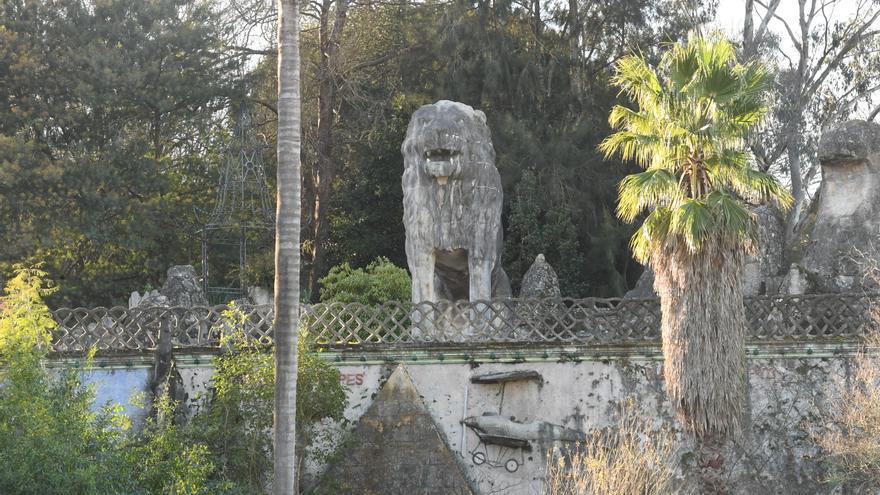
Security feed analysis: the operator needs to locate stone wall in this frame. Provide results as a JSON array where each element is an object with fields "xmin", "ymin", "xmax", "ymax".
[{"xmin": 63, "ymin": 342, "xmax": 862, "ymax": 494}]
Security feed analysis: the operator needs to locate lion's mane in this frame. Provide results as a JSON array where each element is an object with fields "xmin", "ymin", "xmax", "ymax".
[{"xmin": 401, "ymin": 100, "xmax": 508, "ymax": 302}]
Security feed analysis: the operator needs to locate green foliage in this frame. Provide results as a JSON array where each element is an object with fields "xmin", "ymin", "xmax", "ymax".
[
  {"xmin": 189, "ymin": 308, "xmax": 275, "ymax": 492},
  {"xmin": 0, "ymin": 365, "xmax": 132, "ymax": 495},
  {"xmin": 505, "ymin": 169, "xmax": 587, "ymax": 296},
  {"xmin": 0, "ymin": 268, "xmax": 127, "ymax": 494},
  {"xmin": 0, "ymin": 265, "xmax": 56, "ymax": 358},
  {"xmin": 187, "ymin": 305, "xmax": 347, "ymax": 492},
  {"xmin": 0, "ymin": 277, "xmax": 345, "ymax": 494},
  {"xmin": 0, "ymin": 0, "xmax": 243, "ymax": 306},
  {"xmin": 600, "ymin": 33, "xmax": 792, "ymax": 262},
  {"xmin": 0, "ymin": 268, "xmax": 242, "ymax": 495},
  {"xmin": 319, "ymin": 257, "xmax": 411, "ymax": 304},
  {"xmin": 124, "ymin": 393, "xmax": 227, "ymax": 495}
]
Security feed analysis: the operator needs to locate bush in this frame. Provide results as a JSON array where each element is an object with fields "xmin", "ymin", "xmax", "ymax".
[
  {"xmin": 319, "ymin": 257, "xmax": 410, "ymax": 304},
  {"xmin": 188, "ymin": 305, "xmax": 347, "ymax": 492},
  {"xmin": 545, "ymin": 400, "xmax": 689, "ymax": 495},
  {"xmin": 0, "ymin": 266, "xmax": 240, "ymax": 495},
  {"xmin": 0, "ymin": 265, "xmax": 55, "ymax": 358},
  {"xmin": 0, "ymin": 271, "xmax": 346, "ymax": 494},
  {"xmin": 123, "ymin": 393, "xmax": 230, "ymax": 495},
  {"xmin": 0, "ymin": 266, "xmax": 130, "ymax": 494}
]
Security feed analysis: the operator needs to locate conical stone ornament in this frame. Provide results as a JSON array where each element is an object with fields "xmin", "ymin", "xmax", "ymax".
[{"xmin": 316, "ymin": 365, "xmax": 475, "ymax": 494}]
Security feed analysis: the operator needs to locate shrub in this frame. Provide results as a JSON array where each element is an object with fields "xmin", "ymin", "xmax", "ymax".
[
  {"xmin": 319, "ymin": 257, "xmax": 410, "ymax": 304},
  {"xmin": 0, "ymin": 268, "xmax": 241, "ymax": 495},
  {"xmin": 0, "ymin": 272, "xmax": 347, "ymax": 494},
  {"xmin": 123, "ymin": 393, "xmax": 229, "ymax": 495},
  {"xmin": 545, "ymin": 401, "xmax": 689, "ymax": 495},
  {"xmin": 0, "ymin": 265, "xmax": 55, "ymax": 358},
  {"xmin": 188, "ymin": 305, "xmax": 347, "ymax": 492},
  {"xmin": 0, "ymin": 266, "xmax": 130, "ymax": 494}
]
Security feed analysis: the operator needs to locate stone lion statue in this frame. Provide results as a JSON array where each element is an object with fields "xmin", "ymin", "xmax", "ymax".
[{"xmin": 401, "ymin": 100, "xmax": 511, "ymax": 303}]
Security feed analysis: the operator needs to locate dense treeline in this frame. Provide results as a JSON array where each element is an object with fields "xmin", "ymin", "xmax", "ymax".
[
  {"xmin": 247, "ymin": 0, "xmax": 717, "ymax": 301},
  {"xmin": 8, "ymin": 0, "xmax": 876, "ymax": 306},
  {"xmin": 0, "ymin": 0, "xmax": 243, "ymax": 305}
]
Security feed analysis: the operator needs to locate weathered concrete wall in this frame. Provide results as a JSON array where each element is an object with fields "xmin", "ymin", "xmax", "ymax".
[
  {"xmin": 321, "ymin": 348, "xmax": 849, "ymax": 494},
  {"xmin": 61, "ymin": 343, "xmax": 858, "ymax": 494}
]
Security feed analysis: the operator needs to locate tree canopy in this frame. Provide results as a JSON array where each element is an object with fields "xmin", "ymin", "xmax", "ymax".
[
  {"xmin": 0, "ymin": 0, "xmax": 243, "ymax": 305},
  {"xmin": 1, "ymin": 0, "xmax": 724, "ymax": 305},
  {"xmin": 600, "ymin": 33, "xmax": 792, "ymax": 262}
]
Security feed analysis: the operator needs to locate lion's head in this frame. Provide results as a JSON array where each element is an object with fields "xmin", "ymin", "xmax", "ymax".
[{"xmin": 401, "ymin": 100, "xmax": 496, "ymax": 185}]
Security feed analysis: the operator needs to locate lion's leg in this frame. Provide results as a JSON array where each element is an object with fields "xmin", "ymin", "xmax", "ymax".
[
  {"xmin": 468, "ymin": 255, "xmax": 494, "ymax": 302},
  {"xmin": 467, "ymin": 255, "xmax": 496, "ymax": 338},
  {"xmin": 408, "ymin": 250, "xmax": 437, "ymax": 339},
  {"xmin": 410, "ymin": 250, "xmax": 435, "ymax": 303}
]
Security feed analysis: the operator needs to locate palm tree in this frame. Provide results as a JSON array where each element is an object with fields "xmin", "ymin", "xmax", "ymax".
[
  {"xmin": 274, "ymin": 0, "xmax": 302, "ymax": 491},
  {"xmin": 600, "ymin": 34, "xmax": 791, "ymax": 492}
]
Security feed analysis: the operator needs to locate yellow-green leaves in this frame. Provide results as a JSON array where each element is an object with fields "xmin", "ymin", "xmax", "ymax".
[
  {"xmin": 0, "ymin": 265, "xmax": 57, "ymax": 358},
  {"xmin": 617, "ymin": 170, "xmax": 680, "ymax": 223},
  {"xmin": 601, "ymin": 33, "xmax": 789, "ymax": 260},
  {"xmin": 611, "ymin": 54, "xmax": 662, "ymax": 106}
]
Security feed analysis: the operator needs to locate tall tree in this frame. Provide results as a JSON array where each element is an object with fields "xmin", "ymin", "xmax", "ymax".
[
  {"xmin": 0, "ymin": 0, "xmax": 242, "ymax": 306},
  {"xmin": 274, "ymin": 0, "xmax": 301, "ymax": 491},
  {"xmin": 306, "ymin": 0, "xmax": 350, "ymax": 300},
  {"xmin": 600, "ymin": 34, "xmax": 791, "ymax": 492},
  {"xmin": 743, "ymin": 0, "xmax": 880, "ymax": 241}
]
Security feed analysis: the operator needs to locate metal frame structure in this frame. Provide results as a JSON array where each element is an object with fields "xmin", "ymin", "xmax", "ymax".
[{"xmin": 198, "ymin": 106, "xmax": 275, "ymax": 304}]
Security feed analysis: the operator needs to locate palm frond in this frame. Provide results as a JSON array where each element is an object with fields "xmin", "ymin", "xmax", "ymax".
[
  {"xmin": 611, "ymin": 55, "xmax": 662, "ymax": 107},
  {"xmin": 603, "ymin": 32, "xmax": 789, "ymax": 257},
  {"xmin": 727, "ymin": 168, "xmax": 794, "ymax": 209},
  {"xmin": 669, "ymin": 199, "xmax": 716, "ymax": 252},
  {"xmin": 630, "ymin": 207, "xmax": 672, "ymax": 263},
  {"xmin": 599, "ymin": 131, "xmax": 666, "ymax": 167},
  {"xmin": 705, "ymin": 190, "xmax": 757, "ymax": 242},
  {"xmin": 617, "ymin": 169, "xmax": 680, "ymax": 223}
]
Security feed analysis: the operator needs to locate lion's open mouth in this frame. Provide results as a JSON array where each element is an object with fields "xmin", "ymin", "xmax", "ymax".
[
  {"xmin": 424, "ymin": 148, "xmax": 460, "ymax": 185},
  {"xmin": 424, "ymin": 149, "xmax": 459, "ymax": 161}
]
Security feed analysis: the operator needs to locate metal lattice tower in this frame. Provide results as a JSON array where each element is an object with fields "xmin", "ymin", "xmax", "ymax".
[{"xmin": 199, "ymin": 106, "xmax": 275, "ymax": 303}]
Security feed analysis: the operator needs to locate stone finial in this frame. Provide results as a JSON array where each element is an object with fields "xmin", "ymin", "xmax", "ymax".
[
  {"xmin": 128, "ymin": 291, "xmax": 142, "ymax": 309},
  {"xmin": 138, "ymin": 289, "xmax": 170, "ymax": 308},
  {"xmin": 520, "ymin": 254, "xmax": 561, "ymax": 299},
  {"xmin": 134, "ymin": 265, "xmax": 207, "ymax": 308},
  {"xmin": 625, "ymin": 267, "xmax": 655, "ymax": 298},
  {"xmin": 159, "ymin": 265, "xmax": 208, "ymax": 307}
]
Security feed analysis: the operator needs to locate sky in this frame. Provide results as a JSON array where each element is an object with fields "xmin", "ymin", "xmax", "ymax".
[{"xmin": 711, "ymin": 0, "xmax": 861, "ymax": 53}]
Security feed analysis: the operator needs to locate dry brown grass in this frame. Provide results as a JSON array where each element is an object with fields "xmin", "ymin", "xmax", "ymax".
[
  {"xmin": 545, "ymin": 402, "xmax": 691, "ymax": 495},
  {"xmin": 813, "ymin": 247, "xmax": 880, "ymax": 490},
  {"xmin": 814, "ymin": 330, "xmax": 880, "ymax": 490}
]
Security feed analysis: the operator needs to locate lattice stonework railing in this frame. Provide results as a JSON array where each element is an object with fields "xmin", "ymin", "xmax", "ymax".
[{"xmin": 48, "ymin": 292, "xmax": 879, "ymax": 353}]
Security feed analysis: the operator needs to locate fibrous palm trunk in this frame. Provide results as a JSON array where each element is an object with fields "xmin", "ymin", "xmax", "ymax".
[
  {"xmin": 274, "ymin": 0, "xmax": 302, "ymax": 492},
  {"xmin": 651, "ymin": 242, "xmax": 747, "ymax": 493}
]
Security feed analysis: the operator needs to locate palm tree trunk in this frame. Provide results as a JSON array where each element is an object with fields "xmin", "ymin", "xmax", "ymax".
[
  {"xmin": 697, "ymin": 432, "xmax": 727, "ymax": 494},
  {"xmin": 651, "ymin": 241, "xmax": 747, "ymax": 493},
  {"xmin": 274, "ymin": 0, "xmax": 302, "ymax": 492}
]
